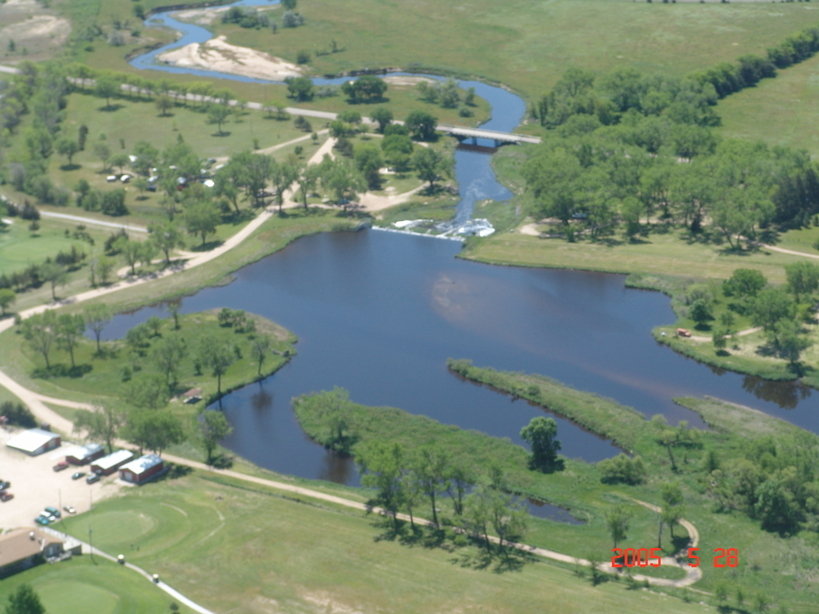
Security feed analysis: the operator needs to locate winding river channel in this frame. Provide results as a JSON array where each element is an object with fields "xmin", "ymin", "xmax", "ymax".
[{"xmin": 110, "ymin": 0, "xmax": 818, "ymax": 493}]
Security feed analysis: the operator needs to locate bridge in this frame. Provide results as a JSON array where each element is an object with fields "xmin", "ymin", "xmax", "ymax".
[{"xmin": 436, "ymin": 124, "xmax": 542, "ymax": 147}]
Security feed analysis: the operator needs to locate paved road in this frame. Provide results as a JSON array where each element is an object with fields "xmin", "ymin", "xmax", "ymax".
[{"xmin": 41, "ymin": 210, "xmax": 148, "ymax": 233}]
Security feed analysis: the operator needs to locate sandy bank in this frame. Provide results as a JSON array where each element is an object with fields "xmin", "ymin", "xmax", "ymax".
[{"xmin": 158, "ymin": 35, "xmax": 302, "ymax": 81}]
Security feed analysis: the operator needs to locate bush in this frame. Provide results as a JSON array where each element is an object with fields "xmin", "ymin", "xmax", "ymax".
[
  {"xmin": 1, "ymin": 401, "xmax": 36, "ymax": 428},
  {"xmin": 598, "ymin": 453, "xmax": 647, "ymax": 485}
]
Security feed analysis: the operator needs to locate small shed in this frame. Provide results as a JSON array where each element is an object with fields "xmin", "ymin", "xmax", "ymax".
[
  {"xmin": 91, "ymin": 449, "xmax": 134, "ymax": 476},
  {"xmin": 5, "ymin": 429, "xmax": 61, "ymax": 456},
  {"xmin": 119, "ymin": 454, "xmax": 165, "ymax": 485},
  {"xmin": 65, "ymin": 443, "xmax": 105, "ymax": 465}
]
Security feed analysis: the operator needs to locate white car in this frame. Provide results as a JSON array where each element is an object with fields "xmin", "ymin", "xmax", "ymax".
[
  {"xmin": 106, "ymin": 175, "xmax": 118, "ymax": 182},
  {"xmin": 63, "ymin": 505, "xmax": 77, "ymax": 515}
]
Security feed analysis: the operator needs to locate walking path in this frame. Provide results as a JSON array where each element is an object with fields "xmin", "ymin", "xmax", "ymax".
[
  {"xmin": 40, "ymin": 211, "xmax": 148, "ymax": 233},
  {"xmin": 43, "ymin": 527, "xmax": 216, "ymax": 614}
]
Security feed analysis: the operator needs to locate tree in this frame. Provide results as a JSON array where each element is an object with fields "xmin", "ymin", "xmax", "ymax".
[
  {"xmin": 412, "ymin": 147, "xmax": 450, "ymax": 190},
  {"xmin": 520, "ymin": 416, "xmax": 561, "ymax": 472},
  {"xmin": 766, "ymin": 319, "xmax": 811, "ymax": 368},
  {"xmin": 4, "ymin": 584, "xmax": 45, "ymax": 614},
  {"xmin": 689, "ymin": 299, "xmax": 712, "ymax": 329},
  {"xmin": 785, "ymin": 261, "xmax": 819, "ymax": 301},
  {"xmin": 83, "ymin": 303, "xmax": 112, "ymax": 355},
  {"xmin": 250, "ymin": 334, "xmax": 274, "ymax": 376},
  {"xmin": 206, "ymin": 103, "xmax": 232, "ymax": 136},
  {"xmin": 0, "ymin": 288, "xmax": 15, "ymax": 316},
  {"xmin": 21, "ymin": 311, "xmax": 58, "ymax": 369},
  {"xmin": 286, "ymin": 77, "xmax": 314, "ymax": 101},
  {"xmin": 56, "ymin": 313, "xmax": 84, "ymax": 369},
  {"xmin": 93, "ymin": 141, "xmax": 112, "ymax": 171},
  {"xmin": 155, "ymin": 94, "xmax": 173, "ymax": 117},
  {"xmin": 370, "ymin": 107, "xmax": 393, "ymax": 132},
  {"xmin": 381, "ymin": 133, "xmax": 414, "ymax": 172},
  {"xmin": 95, "ymin": 76, "xmax": 120, "ymax": 109},
  {"xmin": 126, "ymin": 373, "xmax": 170, "ymax": 409},
  {"xmin": 74, "ymin": 405, "xmax": 123, "ymax": 453},
  {"xmin": 124, "ymin": 409, "xmax": 184, "ymax": 455},
  {"xmin": 658, "ymin": 482, "xmax": 683, "ymax": 548},
  {"xmin": 39, "ymin": 261, "xmax": 67, "ymax": 301},
  {"xmin": 116, "ymin": 237, "xmax": 142, "ymax": 276},
  {"xmin": 199, "ymin": 410, "xmax": 233, "ymax": 464},
  {"xmin": 598, "ymin": 453, "xmax": 646, "ymax": 485},
  {"xmin": 149, "ymin": 221, "xmax": 185, "ymax": 265},
  {"xmin": 152, "ymin": 333, "xmax": 186, "ymax": 391},
  {"xmin": 354, "ymin": 144, "xmax": 384, "ymax": 190},
  {"xmin": 751, "ymin": 288, "xmax": 796, "ymax": 331},
  {"xmin": 270, "ymin": 158, "xmax": 298, "ymax": 213},
  {"xmin": 56, "ymin": 138, "xmax": 79, "ymax": 166},
  {"xmin": 723, "ymin": 268, "xmax": 767, "ymax": 305},
  {"xmin": 358, "ymin": 441, "xmax": 406, "ymax": 531},
  {"xmin": 341, "ymin": 75, "xmax": 387, "ymax": 103},
  {"xmin": 184, "ymin": 202, "xmax": 221, "ymax": 246},
  {"xmin": 405, "ymin": 110, "xmax": 437, "ymax": 141},
  {"xmin": 199, "ymin": 338, "xmax": 235, "ymax": 397},
  {"xmin": 297, "ymin": 163, "xmax": 322, "ymax": 209},
  {"xmin": 413, "ymin": 447, "xmax": 449, "ymax": 528},
  {"xmin": 320, "ymin": 157, "xmax": 366, "ymax": 209},
  {"xmin": 605, "ymin": 507, "xmax": 631, "ymax": 548}
]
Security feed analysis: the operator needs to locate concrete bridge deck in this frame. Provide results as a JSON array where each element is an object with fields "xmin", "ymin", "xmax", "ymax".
[{"xmin": 436, "ymin": 124, "xmax": 542, "ymax": 145}]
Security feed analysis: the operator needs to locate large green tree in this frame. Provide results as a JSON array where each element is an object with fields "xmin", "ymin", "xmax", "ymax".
[
  {"xmin": 520, "ymin": 416, "xmax": 561, "ymax": 472},
  {"xmin": 199, "ymin": 409, "xmax": 233, "ymax": 464},
  {"xmin": 4, "ymin": 584, "xmax": 45, "ymax": 614}
]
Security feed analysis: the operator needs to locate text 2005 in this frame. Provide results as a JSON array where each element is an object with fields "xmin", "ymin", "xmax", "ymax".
[{"xmin": 611, "ymin": 548, "xmax": 740, "ymax": 568}]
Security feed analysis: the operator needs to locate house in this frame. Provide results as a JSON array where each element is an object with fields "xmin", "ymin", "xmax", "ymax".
[
  {"xmin": 90, "ymin": 449, "xmax": 134, "ymax": 476},
  {"xmin": 0, "ymin": 528, "xmax": 65, "ymax": 578},
  {"xmin": 5, "ymin": 428, "xmax": 61, "ymax": 456},
  {"xmin": 119, "ymin": 454, "xmax": 165, "ymax": 485},
  {"xmin": 65, "ymin": 443, "xmax": 105, "ymax": 465}
]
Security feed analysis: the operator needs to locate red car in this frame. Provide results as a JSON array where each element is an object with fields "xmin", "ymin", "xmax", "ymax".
[
  {"xmin": 53, "ymin": 461, "xmax": 69, "ymax": 472},
  {"xmin": 0, "ymin": 492, "xmax": 13, "ymax": 502}
]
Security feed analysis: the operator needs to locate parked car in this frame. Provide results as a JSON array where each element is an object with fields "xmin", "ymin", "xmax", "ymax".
[
  {"xmin": 71, "ymin": 471, "xmax": 85, "ymax": 480},
  {"xmin": 44, "ymin": 506, "xmax": 61, "ymax": 519},
  {"xmin": 86, "ymin": 473, "xmax": 101, "ymax": 484},
  {"xmin": 34, "ymin": 515, "xmax": 50, "ymax": 526},
  {"xmin": 63, "ymin": 505, "xmax": 76, "ymax": 515},
  {"xmin": 53, "ymin": 461, "xmax": 69, "ymax": 472},
  {"xmin": 0, "ymin": 480, "xmax": 9, "ymax": 489},
  {"xmin": 0, "ymin": 492, "xmax": 13, "ymax": 502}
]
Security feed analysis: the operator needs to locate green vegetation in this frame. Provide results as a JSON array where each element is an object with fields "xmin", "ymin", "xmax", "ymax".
[
  {"xmin": 0, "ymin": 557, "xmax": 195, "ymax": 614},
  {"xmin": 207, "ymin": 0, "xmax": 819, "ymax": 99},
  {"xmin": 59, "ymin": 472, "xmax": 708, "ymax": 614}
]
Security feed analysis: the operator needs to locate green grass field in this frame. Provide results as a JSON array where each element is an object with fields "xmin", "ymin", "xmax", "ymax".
[
  {"xmin": 0, "ymin": 217, "xmax": 93, "ymax": 276},
  {"xmin": 57, "ymin": 472, "xmax": 712, "ymax": 614},
  {"xmin": 208, "ymin": 0, "xmax": 819, "ymax": 100},
  {"xmin": 718, "ymin": 51, "xmax": 819, "ymax": 157},
  {"xmin": 0, "ymin": 556, "xmax": 195, "ymax": 614}
]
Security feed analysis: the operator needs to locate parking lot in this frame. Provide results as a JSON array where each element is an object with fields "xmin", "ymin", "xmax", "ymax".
[{"xmin": 0, "ymin": 428, "xmax": 123, "ymax": 530}]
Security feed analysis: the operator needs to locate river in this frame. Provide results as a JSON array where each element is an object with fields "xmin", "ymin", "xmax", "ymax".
[{"xmin": 112, "ymin": 0, "xmax": 818, "ymax": 491}]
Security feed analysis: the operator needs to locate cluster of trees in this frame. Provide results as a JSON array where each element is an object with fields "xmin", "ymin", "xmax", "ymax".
[
  {"xmin": 341, "ymin": 75, "xmax": 388, "ymax": 103},
  {"xmin": 695, "ymin": 26, "xmax": 819, "ymax": 99},
  {"xmin": 0, "ymin": 63, "xmax": 74, "ymax": 208},
  {"xmin": 0, "ymin": 400, "xmax": 36, "ymax": 428},
  {"xmin": 706, "ymin": 431, "xmax": 819, "ymax": 535},
  {"xmin": 523, "ymin": 72, "xmax": 819, "ymax": 240},
  {"xmin": 597, "ymin": 453, "xmax": 647, "ymax": 485},
  {"xmin": 711, "ymin": 265, "xmax": 819, "ymax": 366},
  {"xmin": 0, "ymin": 247, "xmax": 86, "ymax": 296},
  {"xmin": 416, "ymin": 79, "xmax": 476, "ymax": 117},
  {"xmin": 360, "ymin": 441, "xmax": 528, "ymax": 551}
]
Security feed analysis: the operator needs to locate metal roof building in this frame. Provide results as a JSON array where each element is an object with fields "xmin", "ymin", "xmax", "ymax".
[{"xmin": 5, "ymin": 429, "xmax": 61, "ymax": 456}]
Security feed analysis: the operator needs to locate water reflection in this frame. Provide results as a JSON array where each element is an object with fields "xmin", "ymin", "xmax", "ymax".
[
  {"xmin": 742, "ymin": 376, "xmax": 812, "ymax": 409},
  {"xmin": 525, "ymin": 498, "xmax": 586, "ymax": 525}
]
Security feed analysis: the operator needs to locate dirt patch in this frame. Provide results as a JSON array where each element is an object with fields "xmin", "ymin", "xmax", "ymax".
[
  {"xmin": 0, "ymin": 3, "xmax": 70, "ymax": 62},
  {"xmin": 172, "ymin": 6, "xmax": 232, "ymax": 26},
  {"xmin": 383, "ymin": 75, "xmax": 435, "ymax": 87},
  {"xmin": 0, "ymin": 428, "xmax": 123, "ymax": 531},
  {"xmin": 158, "ymin": 35, "xmax": 302, "ymax": 81}
]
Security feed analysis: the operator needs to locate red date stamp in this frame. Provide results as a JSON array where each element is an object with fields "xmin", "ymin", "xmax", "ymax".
[{"xmin": 611, "ymin": 547, "xmax": 739, "ymax": 568}]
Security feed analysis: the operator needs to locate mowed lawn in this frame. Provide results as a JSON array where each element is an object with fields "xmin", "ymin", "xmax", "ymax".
[
  {"xmin": 0, "ymin": 556, "xmax": 196, "ymax": 614},
  {"xmin": 718, "ymin": 52, "xmax": 819, "ymax": 157},
  {"xmin": 62, "ymin": 473, "xmax": 710, "ymax": 614},
  {"xmin": 0, "ymin": 218, "xmax": 90, "ymax": 276},
  {"xmin": 212, "ymin": 0, "xmax": 819, "ymax": 98},
  {"xmin": 463, "ymin": 228, "xmax": 805, "ymax": 284}
]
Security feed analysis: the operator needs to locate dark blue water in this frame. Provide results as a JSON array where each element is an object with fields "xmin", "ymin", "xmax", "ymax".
[{"xmin": 113, "ymin": 1, "xmax": 819, "ymax": 491}]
